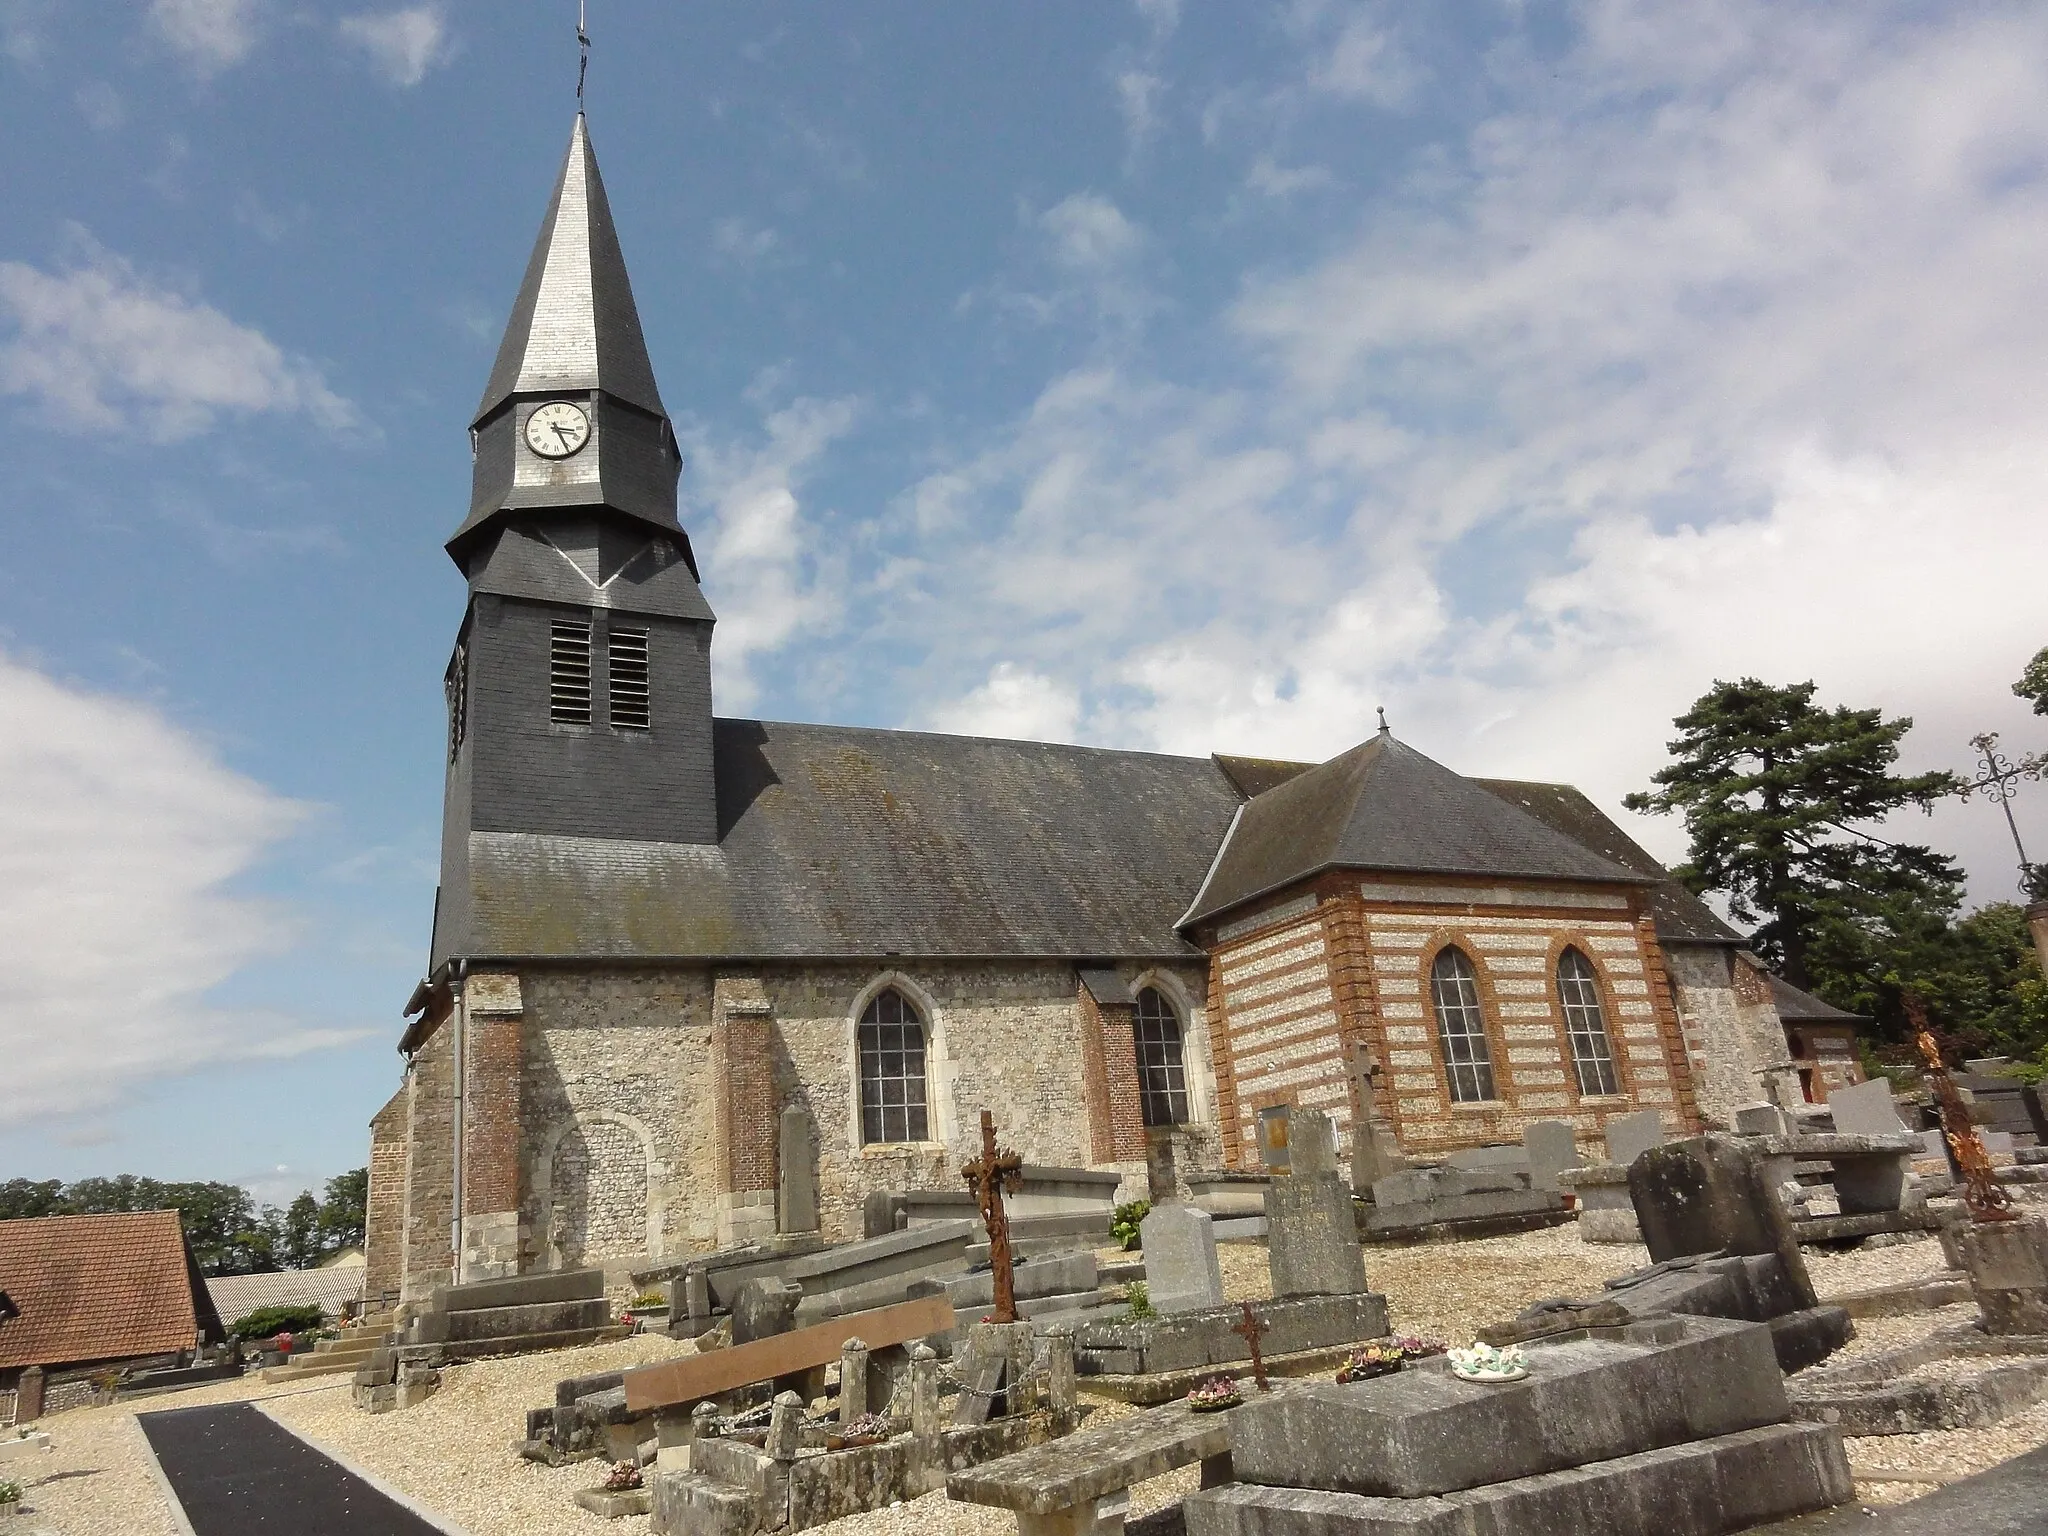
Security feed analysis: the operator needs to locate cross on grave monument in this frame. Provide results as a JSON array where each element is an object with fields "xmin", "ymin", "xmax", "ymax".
[
  {"xmin": 963, "ymin": 1108, "xmax": 1025, "ymax": 1322},
  {"xmin": 1232, "ymin": 1300, "xmax": 1271, "ymax": 1392},
  {"xmin": 1910, "ymin": 996, "xmax": 2017, "ymax": 1223}
]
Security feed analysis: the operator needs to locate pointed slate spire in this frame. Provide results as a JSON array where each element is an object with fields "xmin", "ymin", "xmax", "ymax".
[
  {"xmin": 451, "ymin": 114, "xmax": 687, "ymax": 571},
  {"xmin": 475, "ymin": 113, "xmax": 665, "ymax": 424}
]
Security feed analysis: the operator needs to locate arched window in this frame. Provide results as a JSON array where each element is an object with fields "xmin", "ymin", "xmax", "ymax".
[
  {"xmin": 1557, "ymin": 948, "xmax": 1621, "ymax": 1096},
  {"xmin": 1429, "ymin": 947, "xmax": 1496, "ymax": 1103},
  {"xmin": 857, "ymin": 989, "xmax": 930, "ymax": 1145},
  {"xmin": 1133, "ymin": 987, "xmax": 1189, "ymax": 1127}
]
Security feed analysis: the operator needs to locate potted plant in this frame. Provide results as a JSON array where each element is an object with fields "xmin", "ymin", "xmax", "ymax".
[
  {"xmin": 0, "ymin": 1478, "xmax": 23, "ymax": 1518},
  {"xmin": 604, "ymin": 1461, "xmax": 643, "ymax": 1493},
  {"xmin": 1185, "ymin": 1376, "xmax": 1243, "ymax": 1412}
]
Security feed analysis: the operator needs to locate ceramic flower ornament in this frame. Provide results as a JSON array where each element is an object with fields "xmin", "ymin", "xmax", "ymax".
[{"xmin": 1446, "ymin": 1341, "xmax": 1530, "ymax": 1383}]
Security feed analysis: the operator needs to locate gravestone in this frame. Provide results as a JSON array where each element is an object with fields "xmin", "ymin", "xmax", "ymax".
[
  {"xmin": 1522, "ymin": 1121, "xmax": 1580, "ymax": 1194},
  {"xmin": 1257, "ymin": 1104, "xmax": 1293, "ymax": 1175},
  {"xmin": 1603, "ymin": 1108, "xmax": 1667, "ymax": 1167},
  {"xmin": 1139, "ymin": 1204, "xmax": 1225, "ymax": 1316},
  {"xmin": 1265, "ymin": 1171, "xmax": 1368, "ymax": 1298},
  {"xmin": 1290, "ymin": 1108, "xmax": 1340, "ymax": 1178},
  {"xmin": 778, "ymin": 1106, "xmax": 819, "ymax": 1235},
  {"xmin": 1145, "ymin": 1128, "xmax": 1179, "ymax": 1205},
  {"xmin": 1827, "ymin": 1079, "xmax": 1910, "ymax": 1137},
  {"xmin": 731, "ymin": 1276, "xmax": 804, "ymax": 1346},
  {"xmin": 1349, "ymin": 1115, "xmax": 1405, "ymax": 1194},
  {"xmin": 1628, "ymin": 1134, "xmax": 1816, "ymax": 1310},
  {"xmin": 1734, "ymin": 1102, "xmax": 1790, "ymax": 1137}
]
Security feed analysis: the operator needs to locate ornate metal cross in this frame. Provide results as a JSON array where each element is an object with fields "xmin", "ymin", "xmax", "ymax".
[
  {"xmin": 1962, "ymin": 732, "xmax": 2045, "ymax": 897},
  {"xmin": 1232, "ymin": 1301, "xmax": 1271, "ymax": 1392},
  {"xmin": 962, "ymin": 1109, "xmax": 1024, "ymax": 1323},
  {"xmin": 1909, "ymin": 995, "xmax": 2017, "ymax": 1223}
]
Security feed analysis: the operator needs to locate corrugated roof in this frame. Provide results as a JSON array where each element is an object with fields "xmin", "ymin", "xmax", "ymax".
[
  {"xmin": 0, "ymin": 1212, "xmax": 214, "ymax": 1371},
  {"xmin": 1183, "ymin": 733, "xmax": 1648, "ymax": 927},
  {"xmin": 205, "ymin": 1267, "xmax": 364, "ymax": 1326},
  {"xmin": 1472, "ymin": 778, "xmax": 1742, "ymax": 945},
  {"xmin": 446, "ymin": 719, "xmax": 1246, "ymax": 962}
]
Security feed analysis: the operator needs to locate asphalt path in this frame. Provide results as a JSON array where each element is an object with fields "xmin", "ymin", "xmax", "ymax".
[{"xmin": 138, "ymin": 1401, "xmax": 448, "ymax": 1535}]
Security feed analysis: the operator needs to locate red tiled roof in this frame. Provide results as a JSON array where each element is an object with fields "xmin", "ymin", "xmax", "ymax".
[{"xmin": 0, "ymin": 1212, "xmax": 204, "ymax": 1371}]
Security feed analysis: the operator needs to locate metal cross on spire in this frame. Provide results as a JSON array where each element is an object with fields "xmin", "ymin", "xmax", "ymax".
[
  {"xmin": 1961, "ymin": 732, "xmax": 2045, "ymax": 897},
  {"xmin": 576, "ymin": 0, "xmax": 591, "ymax": 111}
]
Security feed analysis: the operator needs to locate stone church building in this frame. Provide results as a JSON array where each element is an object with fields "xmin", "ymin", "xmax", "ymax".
[{"xmin": 362, "ymin": 115, "xmax": 1836, "ymax": 1305}]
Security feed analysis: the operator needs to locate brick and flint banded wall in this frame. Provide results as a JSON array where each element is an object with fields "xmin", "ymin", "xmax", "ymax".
[{"xmin": 1204, "ymin": 879, "xmax": 1705, "ymax": 1166}]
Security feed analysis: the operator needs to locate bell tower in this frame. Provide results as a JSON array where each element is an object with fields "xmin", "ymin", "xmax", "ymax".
[{"xmin": 433, "ymin": 113, "xmax": 717, "ymax": 969}]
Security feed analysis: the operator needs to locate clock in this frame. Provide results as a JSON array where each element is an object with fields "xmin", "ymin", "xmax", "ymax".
[{"xmin": 525, "ymin": 401, "xmax": 591, "ymax": 458}]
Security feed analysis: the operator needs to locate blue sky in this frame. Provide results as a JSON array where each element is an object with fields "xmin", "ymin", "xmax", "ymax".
[{"xmin": 3, "ymin": 0, "xmax": 2045, "ymax": 1205}]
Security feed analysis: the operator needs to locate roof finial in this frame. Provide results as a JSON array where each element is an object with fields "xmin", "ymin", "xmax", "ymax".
[
  {"xmin": 1376, "ymin": 706, "xmax": 1390, "ymax": 735},
  {"xmin": 575, "ymin": 0, "xmax": 591, "ymax": 113}
]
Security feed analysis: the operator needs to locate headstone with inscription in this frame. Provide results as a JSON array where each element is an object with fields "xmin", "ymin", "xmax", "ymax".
[
  {"xmin": 1290, "ymin": 1108, "xmax": 1340, "ymax": 1178},
  {"xmin": 1265, "ymin": 1171, "xmax": 1368, "ymax": 1298},
  {"xmin": 778, "ymin": 1105, "xmax": 819, "ymax": 1234},
  {"xmin": 1523, "ymin": 1120, "xmax": 1580, "ymax": 1194},
  {"xmin": 1826, "ymin": 1080, "xmax": 1910, "ymax": 1138},
  {"xmin": 1604, "ymin": 1109, "xmax": 1668, "ymax": 1168},
  {"xmin": 1257, "ymin": 1104, "xmax": 1293, "ymax": 1176}
]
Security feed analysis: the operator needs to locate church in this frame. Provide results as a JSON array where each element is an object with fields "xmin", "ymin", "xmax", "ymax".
[{"xmin": 361, "ymin": 114, "xmax": 1851, "ymax": 1306}]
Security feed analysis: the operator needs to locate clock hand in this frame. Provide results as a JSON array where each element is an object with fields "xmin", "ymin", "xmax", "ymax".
[{"xmin": 552, "ymin": 422, "xmax": 575, "ymax": 445}]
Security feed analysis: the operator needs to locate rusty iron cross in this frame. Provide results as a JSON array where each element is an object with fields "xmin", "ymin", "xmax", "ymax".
[
  {"xmin": 1232, "ymin": 1301, "xmax": 1271, "ymax": 1392},
  {"xmin": 962, "ymin": 1109, "xmax": 1024, "ymax": 1323},
  {"xmin": 1908, "ymin": 995, "xmax": 2017, "ymax": 1224}
]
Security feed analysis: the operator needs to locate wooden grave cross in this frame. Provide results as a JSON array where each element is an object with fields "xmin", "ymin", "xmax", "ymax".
[
  {"xmin": 1232, "ymin": 1301, "xmax": 1271, "ymax": 1392},
  {"xmin": 962, "ymin": 1108, "xmax": 1025, "ymax": 1323}
]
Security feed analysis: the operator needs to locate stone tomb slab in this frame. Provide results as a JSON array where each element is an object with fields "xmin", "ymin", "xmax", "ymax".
[
  {"xmin": 1075, "ymin": 1293, "xmax": 1389, "ymax": 1378},
  {"xmin": 1183, "ymin": 1421, "xmax": 1850, "ymax": 1536},
  {"xmin": 1224, "ymin": 1314, "xmax": 1785, "ymax": 1500},
  {"xmin": 1629, "ymin": 1134, "xmax": 1817, "ymax": 1310}
]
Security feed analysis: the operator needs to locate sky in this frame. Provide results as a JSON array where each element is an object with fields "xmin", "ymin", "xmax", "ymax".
[{"xmin": 2, "ymin": 0, "xmax": 2045, "ymax": 1206}]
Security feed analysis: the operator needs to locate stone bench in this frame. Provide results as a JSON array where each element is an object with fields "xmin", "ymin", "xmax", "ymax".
[
  {"xmin": 948, "ymin": 1394, "xmax": 1234, "ymax": 1536},
  {"xmin": 1752, "ymin": 1133, "xmax": 1919, "ymax": 1216},
  {"xmin": 1556, "ymin": 1163, "xmax": 1639, "ymax": 1243}
]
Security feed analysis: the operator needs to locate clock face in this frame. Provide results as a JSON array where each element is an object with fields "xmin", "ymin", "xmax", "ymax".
[{"xmin": 525, "ymin": 401, "xmax": 591, "ymax": 458}]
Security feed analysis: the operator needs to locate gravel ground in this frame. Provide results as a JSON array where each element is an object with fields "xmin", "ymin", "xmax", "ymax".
[{"xmin": 0, "ymin": 1230, "xmax": 2013, "ymax": 1534}]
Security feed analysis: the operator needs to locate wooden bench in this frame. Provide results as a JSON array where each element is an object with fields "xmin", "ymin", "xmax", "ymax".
[{"xmin": 947, "ymin": 1395, "xmax": 1238, "ymax": 1536}]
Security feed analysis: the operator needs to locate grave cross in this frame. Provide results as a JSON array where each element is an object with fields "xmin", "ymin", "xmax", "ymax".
[
  {"xmin": 1910, "ymin": 995, "xmax": 2017, "ymax": 1223},
  {"xmin": 1232, "ymin": 1301, "xmax": 1271, "ymax": 1392},
  {"xmin": 962, "ymin": 1109, "xmax": 1025, "ymax": 1322}
]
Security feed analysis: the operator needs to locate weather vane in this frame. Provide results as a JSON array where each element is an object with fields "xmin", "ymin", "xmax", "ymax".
[
  {"xmin": 1960, "ymin": 731, "xmax": 2045, "ymax": 898},
  {"xmin": 576, "ymin": 0, "xmax": 591, "ymax": 110}
]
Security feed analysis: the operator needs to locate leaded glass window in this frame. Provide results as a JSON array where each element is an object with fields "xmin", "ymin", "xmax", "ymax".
[
  {"xmin": 857, "ymin": 989, "xmax": 930, "ymax": 1145},
  {"xmin": 1557, "ymin": 948, "xmax": 1622, "ymax": 1097},
  {"xmin": 1134, "ymin": 987, "xmax": 1189, "ymax": 1127},
  {"xmin": 1430, "ymin": 947, "xmax": 1497, "ymax": 1103}
]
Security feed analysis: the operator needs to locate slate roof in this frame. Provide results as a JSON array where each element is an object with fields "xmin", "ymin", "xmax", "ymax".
[
  {"xmin": 446, "ymin": 719, "xmax": 1246, "ymax": 962},
  {"xmin": 1473, "ymin": 778, "xmax": 1742, "ymax": 945},
  {"xmin": 0, "ymin": 1212, "xmax": 219, "ymax": 1372},
  {"xmin": 1181, "ymin": 732, "xmax": 1649, "ymax": 927},
  {"xmin": 1770, "ymin": 975, "xmax": 1868, "ymax": 1025},
  {"xmin": 206, "ymin": 1266, "xmax": 364, "ymax": 1327}
]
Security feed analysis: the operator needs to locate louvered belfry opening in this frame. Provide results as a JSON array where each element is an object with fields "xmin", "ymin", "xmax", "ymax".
[
  {"xmin": 608, "ymin": 627, "xmax": 651, "ymax": 730},
  {"xmin": 549, "ymin": 619, "xmax": 593, "ymax": 723}
]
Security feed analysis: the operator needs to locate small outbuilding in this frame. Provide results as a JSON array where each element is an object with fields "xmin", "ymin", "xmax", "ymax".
[{"xmin": 0, "ymin": 1211, "xmax": 224, "ymax": 1421}]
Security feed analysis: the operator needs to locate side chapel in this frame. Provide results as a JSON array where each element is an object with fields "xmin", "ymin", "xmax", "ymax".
[{"xmin": 363, "ymin": 115, "xmax": 1851, "ymax": 1303}]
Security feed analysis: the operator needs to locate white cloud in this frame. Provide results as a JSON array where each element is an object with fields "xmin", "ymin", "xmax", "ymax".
[
  {"xmin": 338, "ymin": 4, "xmax": 452, "ymax": 88},
  {"xmin": 1134, "ymin": 0, "xmax": 1179, "ymax": 42},
  {"xmin": 928, "ymin": 664, "xmax": 1082, "ymax": 743},
  {"xmin": 3, "ymin": 0, "xmax": 54, "ymax": 66},
  {"xmin": 1039, "ymin": 193, "xmax": 1142, "ymax": 271},
  {"xmin": 74, "ymin": 81, "xmax": 126, "ymax": 132},
  {"xmin": 150, "ymin": 0, "xmax": 262, "ymax": 78},
  {"xmin": 685, "ymin": 393, "xmax": 861, "ymax": 709},
  {"xmin": 0, "ymin": 651, "xmax": 363, "ymax": 1129},
  {"xmin": 0, "ymin": 232, "xmax": 357, "ymax": 440},
  {"xmin": 711, "ymin": 216, "xmax": 781, "ymax": 268},
  {"xmin": 1117, "ymin": 69, "xmax": 1165, "ymax": 149},
  {"xmin": 1246, "ymin": 156, "xmax": 1332, "ymax": 198},
  {"xmin": 894, "ymin": 0, "xmax": 2048, "ymax": 903}
]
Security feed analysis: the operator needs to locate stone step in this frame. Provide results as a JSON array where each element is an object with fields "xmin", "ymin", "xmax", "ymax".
[
  {"xmin": 409, "ymin": 1296, "xmax": 612, "ymax": 1346},
  {"xmin": 429, "ymin": 1267, "xmax": 606, "ymax": 1315},
  {"xmin": 651, "ymin": 1467, "xmax": 756, "ymax": 1533},
  {"xmin": 263, "ymin": 1351, "xmax": 380, "ymax": 1382},
  {"xmin": 311, "ymin": 1334, "xmax": 388, "ymax": 1357}
]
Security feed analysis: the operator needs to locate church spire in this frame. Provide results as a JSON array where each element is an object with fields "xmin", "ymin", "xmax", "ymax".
[{"xmin": 449, "ymin": 113, "xmax": 684, "ymax": 569}]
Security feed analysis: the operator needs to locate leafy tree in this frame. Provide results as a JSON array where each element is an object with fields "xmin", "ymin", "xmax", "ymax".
[
  {"xmin": 317, "ymin": 1169, "xmax": 368, "ymax": 1253},
  {"xmin": 277, "ymin": 1193, "xmax": 323, "ymax": 1271},
  {"xmin": 1626, "ymin": 679, "xmax": 1962, "ymax": 991},
  {"xmin": 2016, "ymin": 645, "xmax": 2048, "ymax": 717},
  {"xmin": 0, "ymin": 1180, "xmax": 66, "ymax": 1221}
]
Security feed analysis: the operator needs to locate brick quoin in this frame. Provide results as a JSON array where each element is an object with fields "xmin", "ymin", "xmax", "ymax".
[
  {"xmin": 1097, "ymin": 1000, "xmax": 1147, "ymax": 1162},
  {"xmin": 1639, "ymin": 913, "xmax": 1705, "ymax": 1134},
  {"xmin": 365, "ymin": 1088, "xmax": 409, "ymax": 1304},
  {"xmin": 403, "ymin": 1017, "xmax": 455, "ymax": 1297},
  {"xmin": 463, "ymin": 1013, "xmax": 523, "ymax": 1216},
  {"xmin": 1076, "ymin": 983, "xmax": 1115, "ymax": 1164},
  {"xmin": 715, "ymin": 1014, "xmax": 777, "ymax": 1195}
]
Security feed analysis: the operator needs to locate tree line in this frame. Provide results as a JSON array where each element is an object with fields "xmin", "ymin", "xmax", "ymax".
[
  {"xmin": 0, "ymin": 1170, "xmax": 367, "ymax": 1276},
  {"xmin": 1629, "ymin": 644, "xmax": 2048, "ymax": 1067}
]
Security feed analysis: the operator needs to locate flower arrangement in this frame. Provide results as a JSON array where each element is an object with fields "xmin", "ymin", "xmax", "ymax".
[
  {"xmin": 839, "ymin": 1412, "xmax": 893, "ymax": 1445},
  {"xmin": 1335, "ymin": 1342, "xmax": 1406, "ymax": 1382},
  {"xmin": 1391, "ymin": 1336, "xmax": 1446, "ymax": 1359},
  {"xmin": 1186, "ymin": 1376, "xmax": 1243, "ymax": 1412},
  {"xmin": 604, "ymin": 1460, "xmax": 644, "ymax": 1492},
  {"xmin": 1446, "ymin": 1342, "xmax": 1529, "ymax": 1383}
]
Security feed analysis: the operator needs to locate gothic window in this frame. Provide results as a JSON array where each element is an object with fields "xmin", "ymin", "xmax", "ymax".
[
  {"xmin": 446, "ymin": 641, "xmax": 468, "ymax": 761},
  {"xmin": 608, "ymin": 627, "xmax": 650, "ymax": 730},
  {"xmin": 550, "ymin": 619, "xmax": 592, "ymax": 724},
  {"xmin": 1430, "ymin": 947, "xmax": 1497, "ymax": 1103},
  {"xmin": 1133, "ymin": 986, "xmax": 1189, "ymax": 1127},
  {"xmin": 858, "ymin": 989, "xmax": 930, "ymax": 1145},
  {"xmin": 1557, "ymin": 948, "xmax": 1622, "ymax": 1096}
]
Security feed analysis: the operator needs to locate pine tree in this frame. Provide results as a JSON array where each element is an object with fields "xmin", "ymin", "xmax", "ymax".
[
  {"xmin": 1626, "ymin": 679, "xmax": 1962, "ymax": 991},
  {"xmin": 2016, "ymin": 645, "xmax": 2048, "ymax": 717}
]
